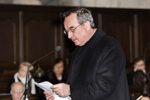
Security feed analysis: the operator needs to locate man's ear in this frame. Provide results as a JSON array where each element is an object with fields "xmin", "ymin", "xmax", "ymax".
[{"xmin": 84, "ymin": 21, "xmax": 91, "ymax": 30}]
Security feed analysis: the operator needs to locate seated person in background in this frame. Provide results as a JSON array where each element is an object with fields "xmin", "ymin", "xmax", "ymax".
[
  {"xmin": 127, "ymin": 57, "xmax": 150, "ymax": 99},
  {"xmin": 10, "ymin": 82, "xmax": 25, "ymax": 100},
  {"xmin": 9, "ymin": 62, "xmax": 36, "ymax": 95},
  {"xmin": 131, "ymin": 70, "xmax": 150, "ymax": 100},
  {"xmin": 48, "ymin": 58, "xmax": 67, "ymax": 84},
  {"xmin": 128, "ymin": 57, "xmax": 147, "ymax": 86}
]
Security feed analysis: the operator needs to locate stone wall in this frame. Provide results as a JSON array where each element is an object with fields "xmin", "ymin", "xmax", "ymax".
[{"xmin": 0, "ymin": 0, "xmax": 150, "ymax": 9}]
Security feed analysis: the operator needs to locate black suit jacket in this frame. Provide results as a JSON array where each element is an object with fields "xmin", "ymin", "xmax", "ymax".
[{"xmin": 67, "ymin": 29, "xmax": 130, "ymax": 100}]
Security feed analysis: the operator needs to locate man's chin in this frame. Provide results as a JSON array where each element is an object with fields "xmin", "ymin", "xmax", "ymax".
[
  {"xmin": 73, "ymin": 41, "xmax": 83, "ymax": 46},
  {"xmin": 74, "ymin": 42, "xmax": 79, "ymax": 46},
  {"xmin": 74, "ymin": 43, "xmax": 83, "ymax": 46}
]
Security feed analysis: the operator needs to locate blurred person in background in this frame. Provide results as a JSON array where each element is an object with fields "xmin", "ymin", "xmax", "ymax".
[
  {"xmin": 10, "ymin": 82, "xmax": 25, "ymax": 100},
  {"xmin": 131, "ymin": 70, "xmax": 150, "ymax": 100},
  {"xmin": 9, "ymin": 61, "xmax": 36, "ymax": 95},
  {"xmin": 48, "ymin": 58, "xmax": 67, "ymax": 84},
  {"xmin": 128, "ymin": 57, "xmax": 147, "ymax": 88}
]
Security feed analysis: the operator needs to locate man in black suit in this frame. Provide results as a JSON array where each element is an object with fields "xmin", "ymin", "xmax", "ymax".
[{"xmin": 44, "ymin": 8, "xmax": 130, "ymax": 100}]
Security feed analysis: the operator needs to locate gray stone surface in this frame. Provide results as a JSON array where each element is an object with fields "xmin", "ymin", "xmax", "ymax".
[{"xmin": 0, "ymin": 0, "xmax": 150, "ymax": 9}]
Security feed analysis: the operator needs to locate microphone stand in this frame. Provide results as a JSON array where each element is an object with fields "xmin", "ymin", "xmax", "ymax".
[
  {"xmin": 31, "ymin": 50, "xmax": 55, "ymax": 65},
  {"xmin": 22, "ymin": 46, "xmax": 61, "ymax": 100},
  {"xmin": 24, "ymin": 68, "xmax": 29, "ymax": 100},
  {"xmin": 22, "ymin": 62, "xmax": 34, "ymax": 100}
]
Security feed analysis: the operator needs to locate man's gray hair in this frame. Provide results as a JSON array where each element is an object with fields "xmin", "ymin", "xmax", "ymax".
[{"xmin": 63, "ymin": 8, "xmax": 95, "ymax": 28}]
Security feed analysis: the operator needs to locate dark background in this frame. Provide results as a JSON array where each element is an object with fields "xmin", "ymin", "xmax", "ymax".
[{"xmin": 0, "ymin": 4, "xmax": 150, "ymax": 93}]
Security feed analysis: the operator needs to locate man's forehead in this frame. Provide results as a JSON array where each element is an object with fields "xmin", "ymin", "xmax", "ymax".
[
  {"xmin": 64, "ymin": 13, "xmax": 78, "ymax": 27},
  {"xmin": 12, "ymin": 85, "xmax": 23, "ymax": 90},
  {"xmin": 55, "ymin": 62, "xmax": 63, "ymax": 67},
  {"xmin": 13, "ymin": 86, "xmax": 22, "ymax": 90}
]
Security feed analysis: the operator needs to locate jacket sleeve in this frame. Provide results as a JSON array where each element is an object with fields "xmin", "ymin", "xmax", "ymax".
[{"xmin": 70, "ymin": 44, "xmax": 126, "ymax": 99}]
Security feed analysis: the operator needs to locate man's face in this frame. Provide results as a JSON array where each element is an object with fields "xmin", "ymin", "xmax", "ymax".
[
  {"xmin": 11, "ymin": 85, "xmax": 24, "ymax": 100},
  {"xmin": 134, "ymin": 60, "xmax": 146, "ymax": 71},
  {"xmin": 53, "ymin": 61, "xmax": 64, "ymax": 75},
  {"xmin": 64, "ymin": 13, "xmax": 88, "ymax": 46},
  {"xmin": 18, "ymin": 65, "xmax": 28, "ymax": 78}
]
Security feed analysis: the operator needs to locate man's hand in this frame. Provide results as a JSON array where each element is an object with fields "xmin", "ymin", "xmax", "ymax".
[
  {"xmin": 51, "ymin": 83, "xmax": 70, "ymax": 97},
  {"xmin": 141, "ymin": 97, "xmax": 150, "ymax": 100},
  {"xmin": 44, "ymin": 91, "xmax": 55, "ymax": 100}
]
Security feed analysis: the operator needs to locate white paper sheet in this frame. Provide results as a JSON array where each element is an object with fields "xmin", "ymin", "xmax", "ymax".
[{"xmin": 34, "ymin": 81, "xmax": 71, "ymax": 100}]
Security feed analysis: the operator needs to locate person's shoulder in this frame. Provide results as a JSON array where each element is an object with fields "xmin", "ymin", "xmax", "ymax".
[
  {"xmin": 95, "ymin": 30, "xmax": 117, "ymax": 44},
  {"xmin": 102, "ymin": 33, "xmax": 119, "ymax": 45},
  {"xmin": 95, "ymin": 30, "xmax": 124, "ymax": 56},
  {"xmin": 97, "ymin": 31, "xmax": 120, "ymax": 49}
]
